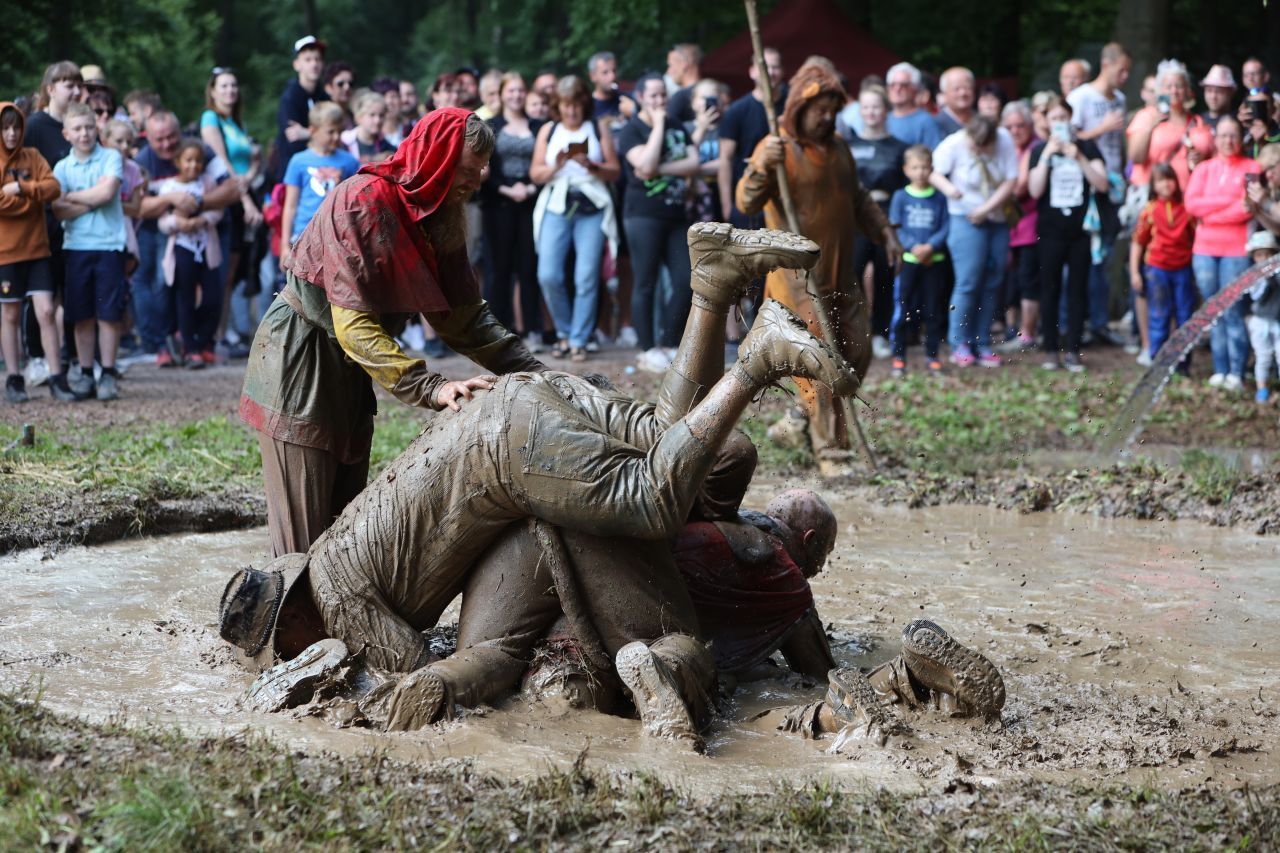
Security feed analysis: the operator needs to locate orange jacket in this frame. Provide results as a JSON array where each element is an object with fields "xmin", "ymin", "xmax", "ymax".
[{"xmin": 0, "ymin": 102, "xmax": 62, "ymax": 264}]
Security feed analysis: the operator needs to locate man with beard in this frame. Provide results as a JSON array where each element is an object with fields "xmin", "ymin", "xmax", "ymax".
[
  {"xmin": 239, "ymin": 107, "xmax": 545, "ymax": 557},
  {"xmin": 736, "ymin": 60, "xmax": 904, "ymax": 476}
]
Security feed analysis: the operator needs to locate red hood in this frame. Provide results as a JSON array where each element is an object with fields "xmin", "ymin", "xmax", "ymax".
[{"xmin": 359, "ymin": 106, "xmax": 469, "ymax": 222}]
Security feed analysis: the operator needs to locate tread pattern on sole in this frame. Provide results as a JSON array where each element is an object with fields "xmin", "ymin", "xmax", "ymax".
[
  {"xmin": 901, "ymin": 619, "xmax": 1005, "ymax": 717},
  {"xmin": 244, "ymin": 638, "xmax": 349, "ymax": 714},
  {"xmin": 615, "ymin": 642, "xmax": 703, "ymax": 751}
]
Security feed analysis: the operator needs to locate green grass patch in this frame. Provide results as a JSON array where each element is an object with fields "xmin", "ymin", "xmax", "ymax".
[{"xmin": 1, "ymin": 691, "xmax": 1276, "ymax": 850}]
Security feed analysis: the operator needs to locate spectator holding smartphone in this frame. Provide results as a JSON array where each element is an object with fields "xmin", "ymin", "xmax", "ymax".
[{"xmin": 1238, "ymin": 83, "xmax": 1280, "ymax": 160}]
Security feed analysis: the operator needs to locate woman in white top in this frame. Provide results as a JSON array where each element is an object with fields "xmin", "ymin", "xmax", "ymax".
[
  {"xmin": 931, "ymin": 114, "xmax": 1018, "ymax": 366},
  {"xmin": 530, "ymin": 76, "xmax": 620, "ymax": 361}
]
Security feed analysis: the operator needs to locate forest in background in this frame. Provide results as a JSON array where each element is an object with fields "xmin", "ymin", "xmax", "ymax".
[{"xmin": 2, "ymin": 0, "xmax": 1276, "ymax": 147}]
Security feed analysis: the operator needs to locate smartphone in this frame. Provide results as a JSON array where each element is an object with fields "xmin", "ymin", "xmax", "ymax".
[
  {"xmin": 1245, "ymin": 173, "xmax": 1260, "ymax": 187},
  {"xmin": 1051, "ymin": 121, "xmax": 1071, "ymax": 143},
  {"xmin": 1156, "ymin": 93, "xmax": 1171, "ymax": 115},
  {"xmin": 704, "ymin": 96, "xmax": 719, "ymax": 112},
  {"xmin": 564, "ymin": 140, "xmax": 588, "ymax": 158}
]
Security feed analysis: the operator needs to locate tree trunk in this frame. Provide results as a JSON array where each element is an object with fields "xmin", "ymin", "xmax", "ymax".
[
  {"xmin": 1113, "ymin": 0, "xmax": 1169, "ymax": 103},
  {"xmin": 302, "ymin": 0, "xmax": 318, "ymax": 36}
]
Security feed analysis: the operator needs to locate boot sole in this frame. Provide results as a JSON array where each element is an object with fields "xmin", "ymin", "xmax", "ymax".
[
  {"xmin": 826, "ymin": 666, "xmax": 892, "ymax": 729},
  {"xmin": 901, "ymin": 619, "xmax": 1005, "ymax": 717},
  {"xmin": 383, "ymin": 667, "xmax": 449, "ymax": 731},
  {"xmin": 244, "ymin": 638, "xmax": 349, "ymax": 713},
  {"xmin": 741, "ymin": 301, "xmax": 857, "ymax": 395},
  {"xmin": 615, "ymin": 641, "xmax": 703, "ymax": 751}
]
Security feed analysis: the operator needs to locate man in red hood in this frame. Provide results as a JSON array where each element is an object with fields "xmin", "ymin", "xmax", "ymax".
[
  {"xmin": 736, "ymin": 61, "xmax": 904, "ymax": 477},
  {"xmin": 240, "ymin": 107, "xmax": 547, "ymax": 556}
]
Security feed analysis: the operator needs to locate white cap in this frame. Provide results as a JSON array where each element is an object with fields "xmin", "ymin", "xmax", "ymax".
[
  {"xmin": 293, "ymin": 35, "xmax": 327, "ymax": 56},
  {"xmin": 1246, "ymin": 229, "xmax": 1278, "ymax": 254}
]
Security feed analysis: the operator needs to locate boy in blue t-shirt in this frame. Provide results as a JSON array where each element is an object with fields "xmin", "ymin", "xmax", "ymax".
[
  {"xmin": 51, "ymin": 102, "xmax": 127, "ymax": 400},
  {"xmin": 279, "ymin": 102, "xmax": 359, "ymax": 270},
  {"xmin": 887, "ymin": 145, "xmax": 950, "ymax": 375}
]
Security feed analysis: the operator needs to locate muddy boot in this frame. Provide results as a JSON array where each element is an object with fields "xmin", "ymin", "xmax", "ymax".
[
  {"xmin": 243, "ymin": 638, "xmax": 349, "ymax": 713},
  {"xmin": 734, "ymin": 300, "xmax": 858, "ymax": 395},
  {"xmin": 615, "ymin": 641, "xmax": 705, "ymax": 752},
  {"xmin": 774, "ymin": 700, "xmax": 831, "ymax": 739},
  {"xmin": 382, "ymin": 666, "xmax": 453, "ymax": 731},
  {"xmin": 900, "ymin": 619, "xmax": 1006, "ymax": 718},
  {"xmin": 816, "ymin": 448, "xmax": 857, "ymax": 479},
  {"xmin": 866, "ymin": 654, "xmax": 928, "ymax": 708},
  {"xmin": 688, "ymin": 222, "xmax": 820, "ymax": 308},
  {"xmin": 826, "ymin": 666, "xmax": 896, "ymax": 747}
]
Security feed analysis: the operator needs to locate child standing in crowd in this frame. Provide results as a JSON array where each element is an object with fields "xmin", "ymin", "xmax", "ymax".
[
  {"xmin": 1129, "ymin": 162, "xmax": 1195, "ymax": 366},
  {"xmin": 1244, "ymin": 229, "xmax": 1280, "ymax": 403},
  {"xmin": 343, "ymin": 90, "xmax": 395, "ymax": 164},
  {"xmin": 158, "ymin": 140, "xmax": 224, "ymax": 368},
  {"xmin": 887, "ymin": 145, "xmax": 949, "ymax": 376},
  {"xmin": 101, "ymin": 120, "xmax": 144, "ymax": 264},
  {"xmin": 279, "ymin": 102, "xmax": 359, "ymax": 270},
  {"xmin": 50, "ymin": 103, "xmax": 127, "ymax": 401},
  {"xmin": 1, "ymin": 102, "xmax": 72, "ymax": 403}
]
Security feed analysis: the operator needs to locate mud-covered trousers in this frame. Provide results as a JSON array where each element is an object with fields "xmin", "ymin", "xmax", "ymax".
[{"xmin": 304, "ymin": 370, "xmax": 728, "ymax": 675}]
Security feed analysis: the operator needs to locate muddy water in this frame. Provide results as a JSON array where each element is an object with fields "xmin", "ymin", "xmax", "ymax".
[{"xmin": 2, "ymin": 490, "xmax": 1277, "ymax": 793}]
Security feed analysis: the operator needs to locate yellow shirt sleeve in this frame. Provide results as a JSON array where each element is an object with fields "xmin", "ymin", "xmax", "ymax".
[{"xmin": 331, "ymin": 305, "xmax": 424, "ymax": 393}]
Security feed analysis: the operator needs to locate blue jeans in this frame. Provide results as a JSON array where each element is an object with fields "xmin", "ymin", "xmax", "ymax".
[
  {"xmin": 946, "ymin": 218, "xmax": 1009, "ymax": 352},
  {"xmin": 132, "ymin": 226, "xmax": 172, "ymax": 353},
  {"xmin": 537, "ymin": 209, "xmax": 605, "ymax": 349},
  {"xmin": 1144, "ymin": 265, "xmax": 1197, "ymax": 359},
  {"xmin": 1191, "ymin": 253, "xmax": 1250, "ymax": 377},
  {"xmin": 1087, "ymin": 238, "xmax": 1114, "ymax": 331}
]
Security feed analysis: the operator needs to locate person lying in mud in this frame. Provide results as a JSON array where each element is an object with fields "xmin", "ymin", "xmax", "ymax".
[{"xmin": 220, "ymin": 224, "xmax": 844, "ymax": 750}]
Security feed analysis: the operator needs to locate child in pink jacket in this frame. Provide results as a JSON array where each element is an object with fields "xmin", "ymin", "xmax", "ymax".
[{"xmin": 1184, "ymin": 115, "xmax": 1260, "ymax": 390}]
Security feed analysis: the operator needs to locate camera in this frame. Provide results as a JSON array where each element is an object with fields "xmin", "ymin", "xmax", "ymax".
[{"xmin": 1156, "ymin": 93, "xmax": 1171, "ymax": 115}]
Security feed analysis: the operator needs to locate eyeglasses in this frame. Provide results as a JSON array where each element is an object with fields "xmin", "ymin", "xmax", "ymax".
[
  {"xmin": 93, "ymin": 108, "xmax": 110, "ymax": 116},
  {"xmin": 333, "ymin": 79, "xmax": 353, "ymax": 88},
  {"xmin": 211, "ymin": 66, "xmax": 234, "ymax": 76}
]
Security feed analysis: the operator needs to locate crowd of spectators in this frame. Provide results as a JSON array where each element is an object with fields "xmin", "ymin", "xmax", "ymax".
[{"xmin": 4, "ymin": 35, "xmax": 1280, "ymax": 406}]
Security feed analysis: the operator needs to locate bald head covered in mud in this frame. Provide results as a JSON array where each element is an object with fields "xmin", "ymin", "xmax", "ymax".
[{"xmin": 765, "ymin": 488, "xmax": 837, "ymax": 577}]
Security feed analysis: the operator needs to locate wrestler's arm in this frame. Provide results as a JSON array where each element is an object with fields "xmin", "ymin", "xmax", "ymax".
[
  {"xmin": 778, "ymin": 608, "xmax": 837, "ymax": 679},
  {"xmin": 426, "ymin": 300, "xmax": 548, "ymax": 374},
  {"xmin": 331, "ymin": 306, "xmax": 449, "ymax": 409}
]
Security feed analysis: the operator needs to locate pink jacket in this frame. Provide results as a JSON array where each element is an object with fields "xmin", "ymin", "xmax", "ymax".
[{"xmin": 1184, "ymin": 154, "xmax": 1260, "ymax": 257}]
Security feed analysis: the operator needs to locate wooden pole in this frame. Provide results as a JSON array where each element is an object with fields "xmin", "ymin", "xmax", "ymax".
[{"xmin": 742, "ymin": 0, "xmax": 879, "ymax": 474}]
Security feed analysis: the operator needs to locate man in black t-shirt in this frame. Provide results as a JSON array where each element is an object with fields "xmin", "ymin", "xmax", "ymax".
[
  {"xmin": 272, "ymin": 36, "xmax": 330, "ymax": 185},
  {"xmin": 716, "ymin": 48, "xmax": 785, "ymax": 229}
]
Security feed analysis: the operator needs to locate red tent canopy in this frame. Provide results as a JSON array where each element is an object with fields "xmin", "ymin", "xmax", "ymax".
[{"xmin": 702, "ymin": 0, "xmax": 902, "ymax": 99}]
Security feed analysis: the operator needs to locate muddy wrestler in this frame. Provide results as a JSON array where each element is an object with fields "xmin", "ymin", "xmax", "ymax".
[{"xmin": 220, "ymin": 226, "xmax": 845, "ymax": 749}]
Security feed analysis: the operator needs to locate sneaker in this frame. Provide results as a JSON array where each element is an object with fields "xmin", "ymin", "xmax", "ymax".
[
  {"xmin": 201, "ymin": 349, "xmax": 219, "ymax": 367},
  {"xmin": 1136, "ymin": 351, "xmax": 1154, "ymax": 368},
  {"xmin": 890, "ymin": 357, "xmax": 906, "ymax": 378},
  {"xmin": 948, "ymin": 345, "xmax": 975, "ymax": 367},
  {"xmin": 1063, "ymin": 352, "xmax": 1086, "ymax": 373},
  {"xmin": 156, "ymin": 348, "xmax": 175, "ymax": 368},
  {"xmin": 185, "ymin": 352, "xmax": 206, "ymax": 370},
  {"xmin": 995, "ymin": 335, "xmax": 1036, "ymax": 355},
  {"xmin": 1223, "ymin": 374, "xmax": 1244, "ymax": 393},
  {"xmin": 927, "ymin": 358, "xmax": 943, "ymax": 374},
  {"xmin": 976, "ymin": 350, "xmax": 1002, "ymax": 368},
  {"xmin": 1257, "ymin": 387, "xmax": 1271, "ymax": 403},
  {"xmin": 617, "ymin": 325, "xmax": 639, "ymax": 349},
  {"xmin": 49, "ymin": 375, "xmax": 80, "ymax": 401},
  {"xmin": 1207, "ymin": 373, "xmax": 1226, "ymax": 388},
  {"xmin": 96, "ymin": 372, "xmax": 119, "ymax": 401},
  {"xmin": 1123, "ymin": 341, "xmax": 1141, "ymax": 356},
  {"xmin": 871, "ymin": 335, "xmax": 893, "ymax": 359},
  {"xmin": 68, "ymin": 367, "xmax": 94, "ymax": 398},
  {"xmin": 1091, "ymin": 326, "xmax": 1124, "ymax": 347},
  {"xmin": 1041, "ymin": 355, "xmax": 1061, "ymax": 371},
  {"xmin": 636, "ymin": 347, "xmax": 672, "ymax": 374},
  {"xmin": 22, "ymin": 357, "xmax": 50, "ymax": 388},
  {"xmin": 5, "ymin": 375, "xmax": 28, "ymax": 404},
  {"xmin": 523, "ymin": 331, "xmax": 544, "ymax": 354},
  {"xmin": 584, "ymin": 340, "xmax": 600, "ymax": 354}
]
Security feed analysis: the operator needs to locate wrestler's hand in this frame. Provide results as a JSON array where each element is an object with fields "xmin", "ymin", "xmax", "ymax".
[{"xmin": 435, "ymin": 374, "xmax": 497, "ymax": 411}]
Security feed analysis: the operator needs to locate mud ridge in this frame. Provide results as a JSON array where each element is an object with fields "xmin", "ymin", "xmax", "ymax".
[{"xmin": 0, "ymin": 489, "xmax": 265, "ymax": 554}]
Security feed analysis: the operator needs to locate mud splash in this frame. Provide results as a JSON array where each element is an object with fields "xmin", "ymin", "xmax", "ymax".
[{"xmin": 1, "ymin": 489, "xmax": 1276, "ymax": 792}]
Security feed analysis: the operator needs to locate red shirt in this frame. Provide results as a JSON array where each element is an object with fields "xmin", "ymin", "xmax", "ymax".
[
  {"xmin": 672, "ymin": 521, "xmax": 815, "ymax": 673},
  {"xmin": 1134, "ymin": 198, "xmax": 1195, "ymax": 272}
]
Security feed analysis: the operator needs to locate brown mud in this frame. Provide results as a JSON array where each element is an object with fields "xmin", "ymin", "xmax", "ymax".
[{"xmin": 3, "ymin": 488, "xmax": 1276, "ymax": 792}]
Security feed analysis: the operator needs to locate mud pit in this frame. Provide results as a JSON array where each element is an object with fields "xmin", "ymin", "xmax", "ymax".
[{"xmin": 2, "ymin": 486, "xmax": 1276, "ymax": 793}]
